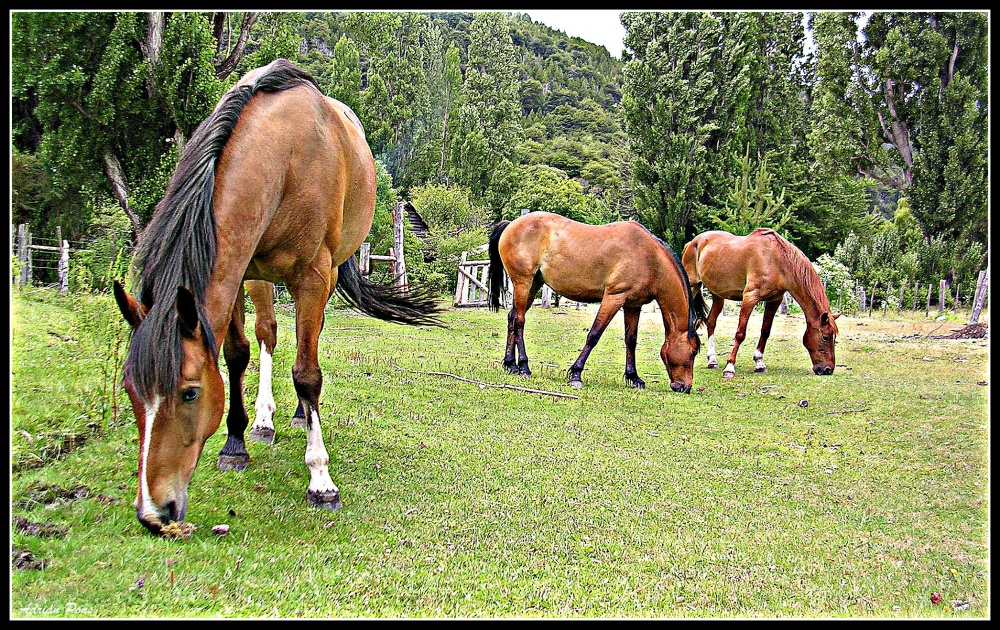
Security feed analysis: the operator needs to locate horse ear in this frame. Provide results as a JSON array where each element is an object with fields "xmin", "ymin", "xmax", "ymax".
[
  {"xmin": 175, "ymin": 286, "xmax": 201, "ymax": 338},
  {"xmin": 833, "ymin": 311, "xmax": 843, "ymax": 321},
  {"xmin": 114, "ymin": 280, "xmax": 147, "ymax": 329}
]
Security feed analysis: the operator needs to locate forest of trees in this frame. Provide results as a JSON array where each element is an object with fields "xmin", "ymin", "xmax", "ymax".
[{"xmin": 11, "ymin": 11, "xmax": 989, "ymax": 307}]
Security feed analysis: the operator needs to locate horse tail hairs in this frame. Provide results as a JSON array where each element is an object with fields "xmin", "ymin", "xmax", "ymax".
[
  {"xmin": 335, "ymin": 256, "xmax": 444, "ymax": 327},
  {"xmin": 488, "ymin": 221, "xmax": 511, "ymax": 312},
  {"xmin": 690, "ymin": 282, "xmax": 710, "ymax": 333}
]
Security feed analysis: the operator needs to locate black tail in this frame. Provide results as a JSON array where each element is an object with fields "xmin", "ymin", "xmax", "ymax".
[
  {"xmin": 488, "ymin": 221, "xmax": 511, "ymax": 312},
  {"xmin": 335, "ymin": 256, "xmax": 444, "ymax": 327},
  {"xmin": 690, "ymin": 282, "xmax": 709, "ymax": 332}
]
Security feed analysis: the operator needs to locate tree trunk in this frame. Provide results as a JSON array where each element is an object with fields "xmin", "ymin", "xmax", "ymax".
[
  {"xmin": 140, "ymin": 12, "xmax": 165, "ymax": 98},
  {"xmin": 214, "ymin": 12, "xmax": 258, "ymax": 80},
  {"xmin": 103, "ymin": 150, "xmax": 143, "ymax": 236}
]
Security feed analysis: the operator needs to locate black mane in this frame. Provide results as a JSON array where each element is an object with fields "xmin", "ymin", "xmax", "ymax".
[{"xmin": 125, "ymin": 60, "xmax": 319, "ymax": 400}]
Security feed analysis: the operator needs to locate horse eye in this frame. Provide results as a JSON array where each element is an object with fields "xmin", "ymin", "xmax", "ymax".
[{"xmin": 181, "ymin": 387, "xmax": 200, "ymax": 403}]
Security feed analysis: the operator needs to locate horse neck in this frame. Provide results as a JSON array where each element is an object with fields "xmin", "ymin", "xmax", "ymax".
[
  {"xmin": 654, "ymin": 266, "xmax": 690, "ymax": 337},
  {"xmin": 786, "ymin": 265, "xmax": 831, "ymax": 325}
]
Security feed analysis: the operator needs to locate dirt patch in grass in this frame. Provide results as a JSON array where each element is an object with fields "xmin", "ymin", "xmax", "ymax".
[
  {"xmin": 12, "ymin": 547, "xmax": 47, "ymax": 571},
  {"xmin": 12, "ymin": 515, "xmax": 69, "ymax": 539},
  {"xmin": 931, "ymin": 322, "xmax": 988, "ymax": 339},
  {"xmin": 14, "ymin": 481, "xmax": 92, "ymax": 510},
  {"xmin": 13, "ymin": 425, "xmax": 102, "ymax": 473}
]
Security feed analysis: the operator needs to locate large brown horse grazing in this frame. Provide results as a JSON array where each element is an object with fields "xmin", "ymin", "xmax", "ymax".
[
  {"xmin": 113, "ymin": 59, "xmax": 441, "ymax": 536},
  {"xmin": 487, "ymin": 212, "xmax": 705, "ymax": 392},
  {"xmin": 681, "ymin": 228, "xmax": 840, "ymax": 378}
]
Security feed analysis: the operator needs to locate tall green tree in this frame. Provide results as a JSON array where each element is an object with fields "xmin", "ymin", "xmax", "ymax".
[
  {"xmin": 620, "ymin": 12, "xmax": 811, "ymax": 251},
  {"xmin": 449, "ymin": 12, "xmax": 523, "ymax": 215},
  {"xmin": 347, "ymin": 12, "xmax": 430, "ymax": 186},
  {"xmin": 809, "ymin": 11, "xmax": 988, "ymax": 245},
  {"xmin": 12, "ymin": 11, "xmax": 297, "ymax": 237}
]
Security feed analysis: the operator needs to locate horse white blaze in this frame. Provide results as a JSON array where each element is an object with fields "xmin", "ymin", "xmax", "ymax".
[
  {"xmin": 137, "ymin": 395, "xmax": 162, "ymax": 518},
  {"xmin": 304, "ymin": 409, "xmax": 338, "ymax": 494},
  {"xmin": 252, "ymin": 344, "xmax": 277, "ymax": 431}
]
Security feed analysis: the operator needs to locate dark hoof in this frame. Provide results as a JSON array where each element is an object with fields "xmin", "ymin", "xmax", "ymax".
[
  {"xmin": 753, "ymin": 366, "xmax": 767, "ymax": 373},
  {"xmin": 248, "ymin": 426, "xmax": 275, "ymax": 444},
  {"xmin": 707, "ymin": 362, "xmax": 719, "ymax": 369},
  {"xmin": 217, "ymin": 453, "xmax": 250, "ymax": 472},
  {"xmin": 307, "ymin": 489, "xmax": 342, "ymax": 511},
  {"xmin": 626, "ymin": 377, "xmax": 646, "ymax": 389},
  {"xmin": 503, "ymin": 362, "xmax": 520, "ymax": 375},
  {"xmin": 518, "ymin": 366, "xmax": 532, "ymax": 377}
]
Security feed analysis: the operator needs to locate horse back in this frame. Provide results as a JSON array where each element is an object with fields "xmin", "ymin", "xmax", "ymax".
[
  {"xmin": 683, "ymin": 230, "xmax": 786, "ymax": 300},
  {"xmin": 213, "ymin": 82, "xmax": 376, "ymax": 281},
  {"xmin": 498, "ymin": 212, "xmax": 673, "ymax": 303}
]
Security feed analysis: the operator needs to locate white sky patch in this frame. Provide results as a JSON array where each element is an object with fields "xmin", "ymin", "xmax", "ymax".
[{"xmin": 526, "ymin": 10, "xmax": 626, "ymax": 58}]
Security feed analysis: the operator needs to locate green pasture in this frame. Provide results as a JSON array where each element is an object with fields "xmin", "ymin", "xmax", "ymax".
[{"xmin": 10, "ymin": 287, "xmax": 989, "ymax": 618}]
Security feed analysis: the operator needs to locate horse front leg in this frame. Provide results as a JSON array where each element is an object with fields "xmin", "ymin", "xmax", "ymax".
[
  {"xmin": 754, "ymin": 299, "xmax": 782, "ymax": 373},
  {"xmin": 622, "ymin": 306, "xmax": 645, "ymax": 389},
  {"xmin": 218, "ymin": 285, "xmax": 252, "ymax": 471},
  {"xmin": 288, "ymin": 266, "xmax": 341, "ymax": 512},
  {"xmin": 568, "ymin": 293, "xmax": 625, "ymax": 389},
  {"xmin": 705, "ymin": 296, "xmax": 725, "ymax": 369},
  {"xmin": 724, "ymin": 295, "xmax": 759, "ymax": 378}
]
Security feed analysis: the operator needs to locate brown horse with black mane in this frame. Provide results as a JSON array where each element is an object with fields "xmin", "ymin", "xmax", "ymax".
[
  {"xmin": 114, "ymin": 59, "xmax": 441, "ymax": 535},
  {"xmin": 488, "ymin": 212, "xmax": 705, "ymax": 392},
  {"xmin": 681, "ymin": 228, "xmax": 840, "ymax": 378}
]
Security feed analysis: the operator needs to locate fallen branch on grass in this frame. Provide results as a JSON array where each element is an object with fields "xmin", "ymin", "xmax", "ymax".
[
  {"xmin": 391, "ymin": 364, "xmax": 579, "ymax": 400},
  {"xmin": 826, "ymin": 407, "xmax": 869, "ymax": 414}
]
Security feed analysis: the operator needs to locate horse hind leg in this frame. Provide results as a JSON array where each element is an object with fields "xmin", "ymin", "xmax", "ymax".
[
  {"xmin": 513, "ymin": 273, "xmax": 544, "ymax": 376},
  {"xmin": 622, "ymin": 306, "xmax": 645, "ymax": 389},
  {"xmin": 753, "ymin": 299, "xmax": 782, "ymax": 373},
  {"xmin": 218, "ymin": 286, "xmax": 252, "ymax": 471},
  {"xmin": 247, "ymin": 281, "xmax": 278, "ymax": 444},
  {"xmin": 503, "ymin": 273, "xmax": 542, "ymax": 376}
]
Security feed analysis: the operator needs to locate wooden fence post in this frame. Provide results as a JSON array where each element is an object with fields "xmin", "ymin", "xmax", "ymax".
[
  {"xmin": 912, "ymin": 281, "xmax": 919, "ymax": 311},
  {"xmin": 359, "ymin": 242, "xmax": 371, "ymax": 276},
  {"xmin": 455, "ymin": 251, "xmax": 468, "ymax": 306},
  {"xmin": 392, "ymin": 202, "xmax": 407, "ymax": 291},
  {"xmin": 939, "ymin": 279, "xmax": 947, "ymax": 313},
  {"xmin": 17, "ymin": 223, "xmax": 31, "ymax": 286},
  {"xmin": 858, "ymin": 286, "xmax": 866, "ymax": 314},
  {"xmin": 868, "ymin": 282, "xmax": 878, "ymax": 317},
  {"xmin": 58, "ymin": 231, "xmax": 70, "ymax": 294},
  {"xmin": 970, "ymin": 268, "xmax": 989, "ymax": 324}
]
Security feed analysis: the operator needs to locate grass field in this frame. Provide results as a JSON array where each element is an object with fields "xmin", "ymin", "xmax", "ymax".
[{"xmin": 10, "ymin": 287, "xmax": 990, "ymax": 619}]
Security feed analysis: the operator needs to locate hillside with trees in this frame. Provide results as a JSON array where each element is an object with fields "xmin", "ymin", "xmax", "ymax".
[{"xmin": 12, "ymin": 11, "xmax": 988, "ymax": 309}]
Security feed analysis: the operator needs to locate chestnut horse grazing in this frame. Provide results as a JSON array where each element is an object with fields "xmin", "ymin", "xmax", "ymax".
[
  {"xmin": 488, "ymin": 212, "xmax": 705, "ymax": 392},
  {"xmin": 681, "ymin": 228, "xmax": 840, "ymax": 378},
  {"xmin": 114, "ymin": 60, "xmax": 441, "ymax": 535}
]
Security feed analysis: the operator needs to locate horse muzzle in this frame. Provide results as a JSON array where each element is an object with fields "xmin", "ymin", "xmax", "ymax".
[
  {"xmin": 136, "ymin": 494, "xmax": 188, "ymax": 535},
  {"xmin": 670, "ymin": 381, "xmax": 692, "ymax": 394},
  {"xmin": 813, "ymin": 365, "xmax": 834, "ymax": 376}
]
